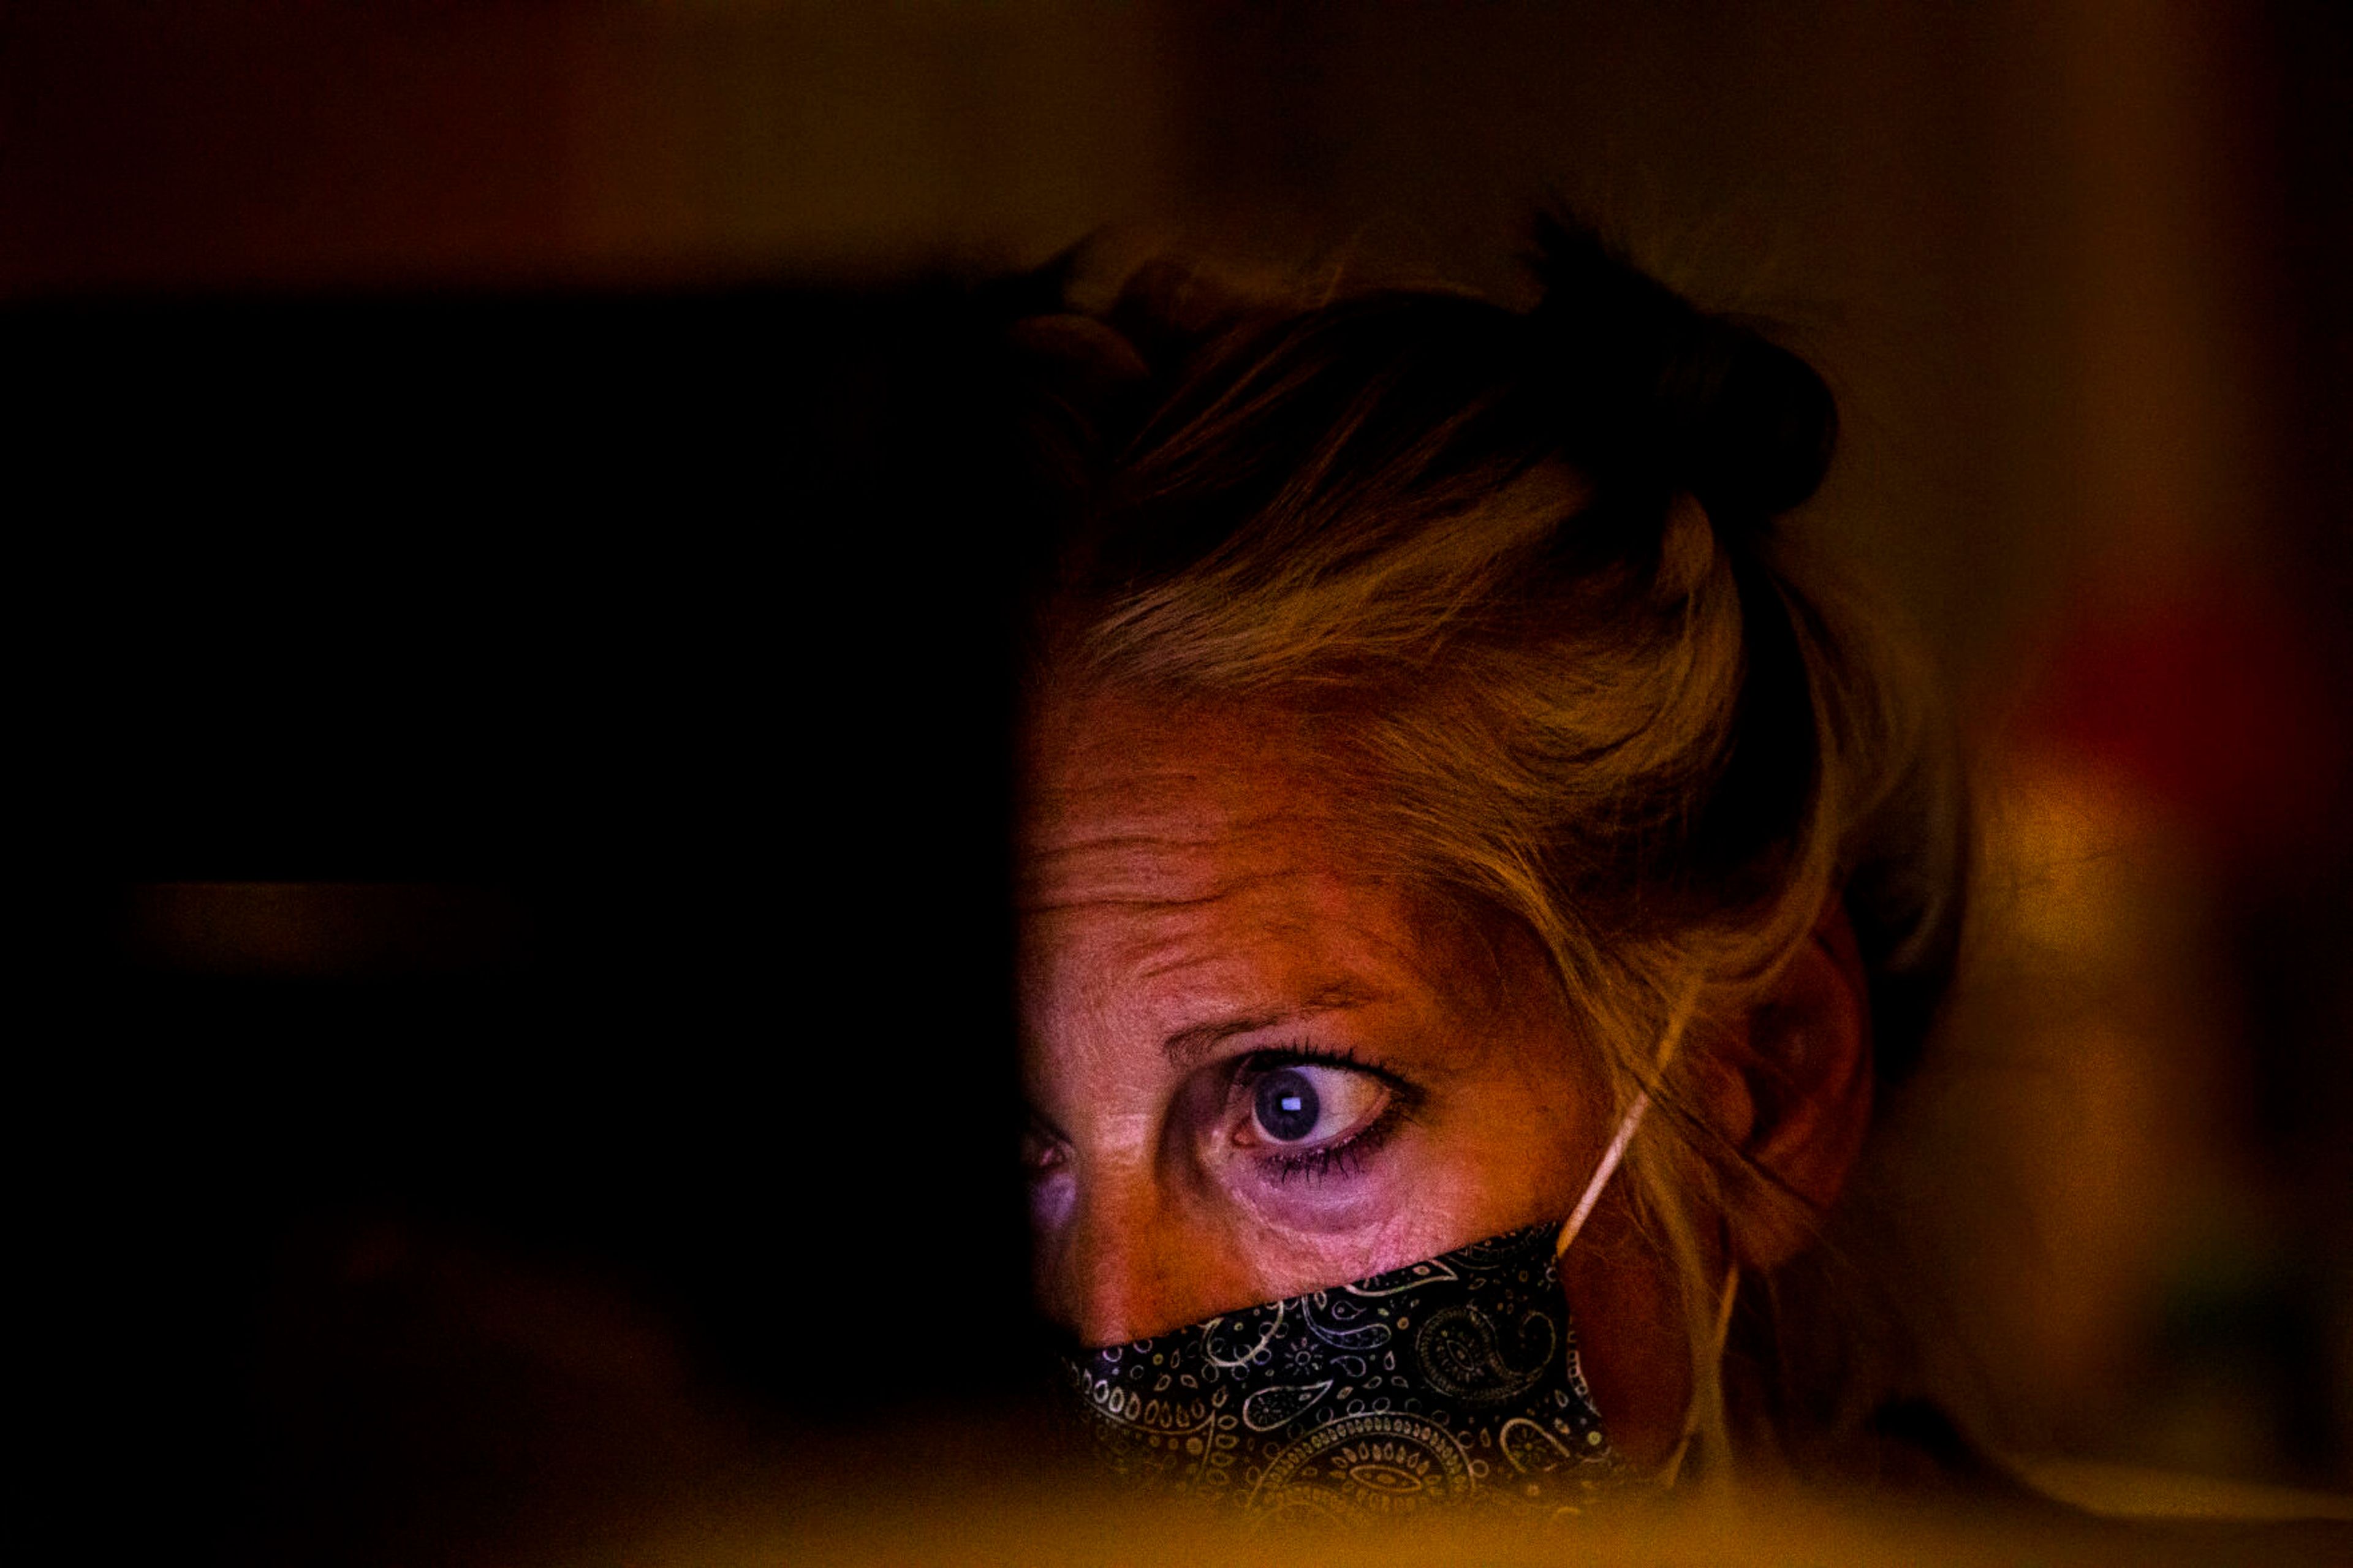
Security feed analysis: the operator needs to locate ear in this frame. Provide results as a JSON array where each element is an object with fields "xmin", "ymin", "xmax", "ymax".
[{"xmin": 1693, "ymin": 901, "xmax": 1875, "ymax": 1271}]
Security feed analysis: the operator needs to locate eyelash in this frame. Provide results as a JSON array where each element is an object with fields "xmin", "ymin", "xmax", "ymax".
[{"xmin": 1234, "ymin": 1043, "xmax": 1415, "ymax": 1185}]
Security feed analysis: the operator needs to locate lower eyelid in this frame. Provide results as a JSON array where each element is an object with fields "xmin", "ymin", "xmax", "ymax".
[{"xmin": 1256, "ymin": 1103, "xmax": 1406, "ymax": 1184}]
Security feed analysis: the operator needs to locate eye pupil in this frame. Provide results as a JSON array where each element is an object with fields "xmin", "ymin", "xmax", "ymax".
[{"xmin": 1254, "ymin": 1069, "xmax": 1321, "ymax": 1142}]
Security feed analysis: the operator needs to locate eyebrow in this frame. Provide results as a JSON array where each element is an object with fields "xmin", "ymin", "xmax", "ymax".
[{"xmin": 1161, "ymin": 983, "xmax": 1380, "ymax": 1066}]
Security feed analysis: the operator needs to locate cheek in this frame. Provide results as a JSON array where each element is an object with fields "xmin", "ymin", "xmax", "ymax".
[
  {"xmin": 1399, "ymin": 1055, "xmax": 1605, "ymax": 1231},
  {"xmin": 1501, "ymin": 1047, "xmax": 1605, "ymax": 1162},
  {"xmin": 1221, "ymin": 1162, "xmax": 1404, "ymax": 1237},
  {"xmin": 1467, "ymin": 979, "xmax": 1612, "ymax": 1170}
]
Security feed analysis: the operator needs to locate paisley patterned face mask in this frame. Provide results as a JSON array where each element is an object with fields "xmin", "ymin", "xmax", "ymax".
[{"xmin": 1061, "ymin": 1086, "xmax": 1677, "ymax": 1526}]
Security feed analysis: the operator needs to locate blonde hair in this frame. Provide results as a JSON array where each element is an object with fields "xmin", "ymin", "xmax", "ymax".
[{"xmin": 1013, "ymin": 220, "xmax": 1965, "ymax": 1481}]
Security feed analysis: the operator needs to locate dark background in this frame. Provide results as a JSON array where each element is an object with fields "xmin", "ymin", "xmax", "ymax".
[
  {"xmin": 10, "ymin": 1, "xmax": 2351, "ymax": 1558},
  {"xmin": 25, "ymin": 284, "xmax": 1053, "ymax": 1560}
]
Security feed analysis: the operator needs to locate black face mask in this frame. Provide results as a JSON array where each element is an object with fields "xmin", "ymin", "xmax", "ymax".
[
  {"xmin": 1064, "ymin": 1222, "xmax": 1620, "ymax": 1524},
  {"xmin": 1060, "ymin": 1091, "xmax": 1677, "ymax": 1527}
]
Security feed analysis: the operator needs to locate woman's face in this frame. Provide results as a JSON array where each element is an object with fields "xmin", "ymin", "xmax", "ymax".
[{"xmin": 1018, "ymin": 688, "xmax": 1612, "ymax": 1350}]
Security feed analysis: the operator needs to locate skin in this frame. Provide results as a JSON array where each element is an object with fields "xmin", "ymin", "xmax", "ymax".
[{"xmin": 1019, "ymin": 685, "xmax": 1873, "ymax": 1469}]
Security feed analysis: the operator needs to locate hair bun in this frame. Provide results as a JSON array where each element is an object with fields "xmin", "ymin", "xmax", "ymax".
[{"xmin": 1526, "ymin": 213, "xmax": 1837, "ymax": 529}]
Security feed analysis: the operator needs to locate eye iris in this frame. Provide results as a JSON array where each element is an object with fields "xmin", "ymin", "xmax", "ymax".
[{"xmin": 1254, "ymin": 1069, "xmax": 1321, "ymax": 1142}]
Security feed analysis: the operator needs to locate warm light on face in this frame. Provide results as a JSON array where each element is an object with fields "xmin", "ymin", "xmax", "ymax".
[{"xmin": 1017, "ymin": 689, "xmax": 1609, "ymax": 1350}]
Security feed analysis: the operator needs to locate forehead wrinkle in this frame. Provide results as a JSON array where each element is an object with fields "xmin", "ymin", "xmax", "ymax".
[
  {"xmin": 1122, "ymin": 901, "xmax": 1320, "ymax": 985},
  {"xmin": 1025, "ymin": 800, "xmax": 1322, "ymax": 855},
  {"xmin": 1024, "ymin": 890, "xmax": 1258, "ymax": 917},
  {"xmin": 1020, "ymin": 824, "xmax": 1330, "ymax": 912}
]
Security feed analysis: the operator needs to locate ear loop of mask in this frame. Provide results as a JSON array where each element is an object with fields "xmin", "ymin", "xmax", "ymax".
[
  {"xmin": 1552, "ymin": 979, "xmax": 1740, "ymax": 1491},
  {"xmin": 1553, "ymin": 979, "xmax": 1696, "ymax": 1260}
]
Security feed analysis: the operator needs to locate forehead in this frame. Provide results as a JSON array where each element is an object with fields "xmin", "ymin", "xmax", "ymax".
[
  {"xmin": 1022, "ymin": 691, "xmax": 1325, "ymax": 901},
  {"xmin": 1018, "ymin": 689, "xmax": 1473, "ymax": 1023}
]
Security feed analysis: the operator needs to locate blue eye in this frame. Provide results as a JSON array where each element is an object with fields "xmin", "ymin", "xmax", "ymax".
[
  {"xmin": 1254, "ymin": 1067, "xmax": 1322, "ymax": 1142},
  {"xmin": 1233, "ymin": 1054, "xmax": 1410, "ymax": 1183}
]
